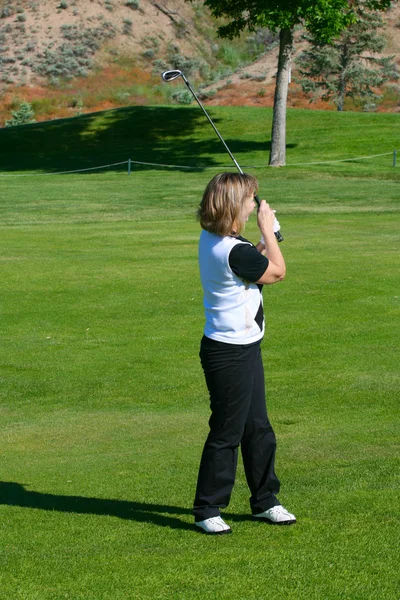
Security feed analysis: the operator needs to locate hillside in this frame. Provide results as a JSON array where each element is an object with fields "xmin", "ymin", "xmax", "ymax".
[{"xmin": 0, "ymin": 0, "xmax": 399, "ymax": 124}]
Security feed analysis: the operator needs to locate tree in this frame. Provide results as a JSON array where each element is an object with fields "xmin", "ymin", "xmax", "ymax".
[
  {"xmin": 191, "ymin": 0, "xmax": 393, "ymax": 165},
  {"xmin": 5, "ymin": 101, "xmax": 36, "ymax": 127},
  {"xmin": 296, "ymin": 7, "xmax": 398, "ymax": 111}
]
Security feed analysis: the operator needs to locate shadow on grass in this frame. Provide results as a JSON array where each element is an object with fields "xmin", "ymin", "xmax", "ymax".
[
  {"xmin": 0, "ymin": 105, "xmax": 296, "ymax": 174},
  {"xmin": 0, "ymin": 481, "xmax": 195, "ymax": 531}
]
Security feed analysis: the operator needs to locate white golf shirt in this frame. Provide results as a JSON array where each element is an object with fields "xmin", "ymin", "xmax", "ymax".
[{"xmin": 198, "ymin": 230, "xmax": 269, "ymax": 345}]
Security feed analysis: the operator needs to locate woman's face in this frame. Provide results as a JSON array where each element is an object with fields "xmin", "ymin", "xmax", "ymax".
[{"xmin": 242, "ymin": 193, "xmax": 256, "ymax": 222}]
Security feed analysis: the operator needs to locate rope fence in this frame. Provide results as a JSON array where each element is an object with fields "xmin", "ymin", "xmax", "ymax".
[{"xmin": 0, "ymin": 151, "xmax": 396, "ymax": 177}]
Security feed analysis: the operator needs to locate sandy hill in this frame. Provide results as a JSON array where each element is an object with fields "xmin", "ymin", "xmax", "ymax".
[{"xmin": 0, "ymin": 0, "xmax": 399, "ymax": 122}]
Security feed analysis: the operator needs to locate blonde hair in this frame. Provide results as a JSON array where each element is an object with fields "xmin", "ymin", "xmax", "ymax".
[{"xmin": 197, "ymin": 172, "xmax": 258, "ymax": 236}]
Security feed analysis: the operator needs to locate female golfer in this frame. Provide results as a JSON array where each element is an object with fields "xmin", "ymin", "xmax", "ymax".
[{"xmin": 194, "ymin": 172, "xmax": 296, "ymax": 534}]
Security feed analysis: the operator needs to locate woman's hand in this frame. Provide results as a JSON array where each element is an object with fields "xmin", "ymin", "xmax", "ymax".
[
  {"xmin": 255, "ymin": 200, "xmax": 286, "ymax": 284},
  {"xmin": 257, "ymin": 200, "xmax": 276, "ymax": 235}
]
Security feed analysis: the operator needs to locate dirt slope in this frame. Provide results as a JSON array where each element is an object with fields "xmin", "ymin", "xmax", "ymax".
[{"xmin": 0, "ymin": 0, "xmax": 399, "ymax": 120}]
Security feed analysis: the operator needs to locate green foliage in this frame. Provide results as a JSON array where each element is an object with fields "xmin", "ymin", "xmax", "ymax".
[
  {"xmin": 296, "ymin": 8, "xmax": 398, "ymax": 110},
  {"xmin": 5, "ymin": 100, "xmax": 35, "ymax": 127},
  {"xmin": 167, "ymin": 44, "xmax": 201, "ymax": 77},
  {"xmin": 122, "ymin": 18, "xmax": 132, "ymax": 35},
  {"xmin": 173, "ymin": 19, "xmax": 187, "ymax": 38},
  {"xmin": 152, "ymin": 58, "xmax": 168, "ymax": 71},
  {"xmin": 0, "ymin": 6, "xmax": 15, "ymax": 18},
  {"xmin": 216, "ymin": 42, "xmax": 244, "ymax": 68},
  {"xmin": 171, "ymin": 88, "xmax": 193, "ymax": 104},
  {"xmin": 126, "ymin": 0, "xmax": 139, "ymax": 8},
  {"xmin": 142, "ymin": 48, "xmax": 155, "ymax": 59},
  {"xmin": 31, "ymin": 23, "xmax": 117, "ymax": 79},
  {"xmin": 198, "ymin": 88, "xmax": 216, "ymax": 99},
  {"xmin": 199, "ymin": 0, "xmax": 392, "ymax": 43}
]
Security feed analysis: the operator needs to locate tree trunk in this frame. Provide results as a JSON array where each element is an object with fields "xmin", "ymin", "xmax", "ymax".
[{"xmin": 269, "ymin": 28, "xmax": 293, "ymax": 166}]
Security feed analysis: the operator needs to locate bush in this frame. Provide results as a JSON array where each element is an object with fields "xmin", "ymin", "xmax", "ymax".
[
  {"xmin": 142, "ymin": 49, "xmax": 155, "ymax": 59},
  {"xmin": 5, "ymin": 101, "xmax": 36, "ymax": 127},
  {"xmin": 198, "ymin": 89, "xmax": 216, "ymax": 99},
  {"xmin": 32, "ymin": 22, "xmax": 117, "ymax": 80},
  {"xmin": 152, "ymin": 58, "xmax": 168, "ymax": 71},
  {"xmin": 172, "ymin": 89, "xmax": 193, "ymax": 105},
  {"xmin": 168, "ymin": 52, "xmax": 199, "ymax": 77},
  {"xmin": 174, "ymin": 20, "xmax": 186, "ymax": 39},
  {"xmin": 252, "ymin": 74, "xmax": 267, "ymax": 82},
  {"xmin": 126, "ymin": 0, "xmax": 139, "ymax": 8},
  {"xmin": 58, "ymin": 1, "xmax": 68, "ymax": 8},
  {"xmin": 122, "ymin": 18, "xmax": 132, "ymax": 35},
  {"xmin": 0, "ymin": 7, "xmax": 15, "ymax": 19}
]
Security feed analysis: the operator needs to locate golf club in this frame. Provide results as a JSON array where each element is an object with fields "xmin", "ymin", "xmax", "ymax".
[{"xmin": 162, "ymin": 69, "xmax": 283, "ymax": 242}]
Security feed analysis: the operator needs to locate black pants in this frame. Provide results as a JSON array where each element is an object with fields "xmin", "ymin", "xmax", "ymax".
[{"xmin": 193, "ymin": 336, "xmax": 280, "ymax": 522}]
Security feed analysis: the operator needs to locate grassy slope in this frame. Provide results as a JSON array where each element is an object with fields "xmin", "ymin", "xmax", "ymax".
[
  {"xmin": 0, "ymin": 107, "xmax": 399, "ymax": 600},
  {"xmin": 0, "ymin": 105, "xmax": 399, "ymax": 173}
]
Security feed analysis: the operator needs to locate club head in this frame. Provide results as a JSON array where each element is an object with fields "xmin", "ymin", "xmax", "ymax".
[{"xmin": 162, "ymin": 70, "xmax": 182, "ymax": 82}]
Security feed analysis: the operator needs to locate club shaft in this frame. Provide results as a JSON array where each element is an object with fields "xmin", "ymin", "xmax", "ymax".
[
  {"xmin": 165, "ymin": 70, "xmax": 282, "ymax": 241},
  {"xmin": 180, "ymin": 76, "xmax": 244, "ymax": 176}
]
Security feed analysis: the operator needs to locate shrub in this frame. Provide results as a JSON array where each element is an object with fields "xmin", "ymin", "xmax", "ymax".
[
  {"xmin": 142, "ymin": 35, "xmax": 159, "ymax": 50},
  {"xmin": 5, "ymin": 101, "xmax": 36, "ymax": 127},
  {"xmin": 174, "ymin": 20, "xmax": 186, "ymax": 39},
  {"xmin": 252, "ymin": 74, "xmax": 267, "ymax": 82},
  {"xmin": 32, "ymin": 22, "xmax": 117, "ymax": 79},
  {"xmin": 58, "ymin": 1, "xmax": 68, "ymax": 8},
  {"xmin": 126, "ymin": 0, "xmax": 139, "ymax": 8},
  {"xmin": 168, "ymin": 52, "xmax": 199, "ymax": 76},
  {"xmin": 152, "ymin": 58, "xmax": 168, "ymax": 71},
  {"xmin": 1, "ymin": 7, "xmax": 15, "ymax": 19},
  {"xmin": 142, "ymin": 48, "xmax": 155, "ymax": 59},
  {"xmin": 122, "ymin": 18, "xmax": 132, "ymax": 35},
  {"xmin": 198, "ymin": 89, "xmax": 216, "ymax": 99},
  {"xmin": 172, "ymin": 89, "xmax": 193, "ymax": 105}
]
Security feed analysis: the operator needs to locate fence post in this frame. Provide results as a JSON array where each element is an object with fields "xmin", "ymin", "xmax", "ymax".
[
  {"xmin": 393, "ymin": 150, "xmax": 397, "ymax": 167},
  {"xmin": 128, "ymin": 158, "xmax": 132, "ymax": 175}
]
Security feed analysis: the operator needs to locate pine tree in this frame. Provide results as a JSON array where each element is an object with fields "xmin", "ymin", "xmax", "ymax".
[
  {"xmin": 5, "ymin": 102, "xmax": 36, "ymax": 127},
  {"xmin": 296, "ymin": 8, "xmax": 397, "ymax": 111}
]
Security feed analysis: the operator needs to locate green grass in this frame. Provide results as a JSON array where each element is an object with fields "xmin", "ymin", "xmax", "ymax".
[{"xmin": 0, "ymin": 106, "xmax": 399, "ymax": 599}]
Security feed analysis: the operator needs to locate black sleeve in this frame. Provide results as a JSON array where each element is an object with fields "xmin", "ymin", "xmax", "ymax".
[{"xmin": 229, "ymin": 242, "xmax": 269, "ymax": 283}]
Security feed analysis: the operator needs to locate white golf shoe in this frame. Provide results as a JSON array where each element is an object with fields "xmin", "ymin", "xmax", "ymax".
[
  {"xmin": 253, "ymin": 505, "xmax": 296, "ymax": 525},
  {"xmin": 195, "ymin": 516, "xmax": 232, "ymax": 535}
]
